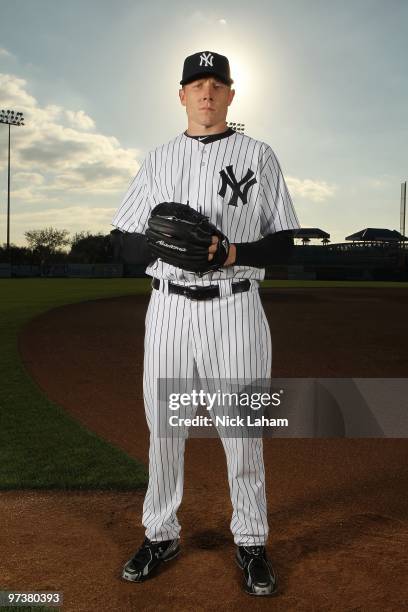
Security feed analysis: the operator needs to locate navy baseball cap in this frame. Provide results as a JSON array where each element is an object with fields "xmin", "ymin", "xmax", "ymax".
[{"xmin": 180, "ymin": 51, "xmax": 233, "ymax": 86}]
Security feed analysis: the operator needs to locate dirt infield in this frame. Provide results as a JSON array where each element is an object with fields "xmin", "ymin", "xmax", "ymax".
[{"xmin": 6, "ymin": 287, "xmax": 408, "ymax": 611}]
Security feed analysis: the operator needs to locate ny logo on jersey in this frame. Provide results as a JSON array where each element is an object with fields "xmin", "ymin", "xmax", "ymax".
[
  {"xmin": 218, "ymin": 165, "xmax": 257, "ymax": 207},
  {"xmin": 199, "ymin": 52, "xmax": 214, "ymax": 67}
]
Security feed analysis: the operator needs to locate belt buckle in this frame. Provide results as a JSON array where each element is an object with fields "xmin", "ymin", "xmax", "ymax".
[{"xmin": 186, "ymin": 284, "xmax": 202, "ymax": 300}]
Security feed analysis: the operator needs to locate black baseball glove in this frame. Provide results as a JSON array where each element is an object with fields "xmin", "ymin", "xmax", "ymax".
[{"xmin": 146, "ymin": 202, "xmax": 230, "ymax": 276}]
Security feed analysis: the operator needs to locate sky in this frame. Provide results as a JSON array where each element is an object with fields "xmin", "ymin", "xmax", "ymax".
[{"xmin": 0, "ymin": 0, "xmax": 407, "ymax": 246}]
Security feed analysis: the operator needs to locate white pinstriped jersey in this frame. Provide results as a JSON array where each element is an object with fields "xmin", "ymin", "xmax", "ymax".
[{"xmin": 111, "ymin": 128, "xmax": 300, "ymax": 282}]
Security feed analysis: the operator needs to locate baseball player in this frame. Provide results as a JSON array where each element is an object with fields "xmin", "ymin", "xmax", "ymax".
[{"xmin": 111, "ymin": 50, "xmax": 300, "ymax": 596}]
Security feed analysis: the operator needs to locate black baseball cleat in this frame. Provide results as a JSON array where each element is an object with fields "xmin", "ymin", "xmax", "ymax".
[
  {"xmin": 122, "ymin": 537, "xmax": 180, "ymax": 582},
  {"xmin": 236, "ymin": 544, "xmax": 278, "ymax": 596}
]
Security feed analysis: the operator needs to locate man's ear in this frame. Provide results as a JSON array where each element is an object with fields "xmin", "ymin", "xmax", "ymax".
[
  {"xmin": 228, "ymin": 88, "xmax": 235, "ymax": 106},
  {"xmin": 179, "ymin": 88, "xmax": 186, "ymax": 107}
]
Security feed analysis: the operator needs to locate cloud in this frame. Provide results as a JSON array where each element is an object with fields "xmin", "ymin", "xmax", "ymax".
[
  {"xmin": 188, "ymin": 11, "xmax": 228, "ymax": 27},
  {"xmin": 0, "ymin": 73, "xmax": 141, "ymax": 202},
  {"xmin": 0, "ymin": 205, "xmax": 114, "ymax": 229},
  {"xmin": 0, "ymin": 47, "xmax": 13, "ymax": 59},
  {"xmin": 363, "ymin": 175, "xmax": 397, "ymax": 190},
  {"xmin": 346, "ymin": 175, "xmax": 399, "ymax": 198},
  {"xmin": 0, "ymin": 73, "xmax": 36, "ymax": 109},
  {"xmin": 9, "ymin": 172, "xmax": 46, "ymax": 201},
  {"xmin": 14, "ymin": 172, "xmax": 45, "ymax": 186},
  {"xmin": 286, "ymin": 176, "xmax": 336, "ymax": 202},
  {"xmin": 188, "ymin": 11, "xmax": 211, "ymax": 25},
  {"xmin": 65, "ymin": 110, "xmax": 95, "ymax": 130}
]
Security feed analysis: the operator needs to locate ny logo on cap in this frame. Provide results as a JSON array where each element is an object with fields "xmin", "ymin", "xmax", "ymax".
[{"xmin": 199, "ymin": 52, "xmax": 214, "ymax": 67}]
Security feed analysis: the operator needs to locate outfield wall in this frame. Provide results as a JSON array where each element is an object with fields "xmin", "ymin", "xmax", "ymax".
[{"xmin": 0, "ymin": 263, "xmax": 124, "ymax": 278}]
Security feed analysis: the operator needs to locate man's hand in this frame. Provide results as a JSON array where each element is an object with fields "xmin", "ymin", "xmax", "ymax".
[
  {"xmin": 146, "ymin": 202, "xmax": 230, "ymax": 275},
  {"xmin": 208, "ymin": 236, "xmax": 236, "ymax": 267}
]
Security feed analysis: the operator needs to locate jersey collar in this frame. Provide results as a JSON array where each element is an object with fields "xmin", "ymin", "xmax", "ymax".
[{"xmin": 183, "ymin": 127, "xmax": 235, "ymax": 144}]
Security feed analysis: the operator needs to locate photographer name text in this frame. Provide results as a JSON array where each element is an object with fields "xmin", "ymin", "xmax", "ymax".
[{"xmin": 168, "ymin": 415, "xmax": 288, "ymax": 428}]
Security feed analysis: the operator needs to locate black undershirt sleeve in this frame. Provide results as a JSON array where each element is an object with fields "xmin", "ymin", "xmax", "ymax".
[
  {"xmin": 113, "ymin": 231, "xmax": 295, "ymax": 268},
  {"xmin": 111, "ymin": 232, "xmax": 156, "ymax": 266},
  {"xmin": 234, "ymin": 231, "xmax": 295, "ymax": 267}
]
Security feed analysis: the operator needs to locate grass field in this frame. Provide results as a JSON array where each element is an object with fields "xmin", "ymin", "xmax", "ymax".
[
  {"xmin": 261, "ymin": 279, "xmax": 408, "ymax": 288},
  {"xmin": 0, "ymin": 278, "xmax": 150, "ymax": 490},
  {"xmin": 1, "ymin": 277, "xmax": 406, "ymax": 490}
]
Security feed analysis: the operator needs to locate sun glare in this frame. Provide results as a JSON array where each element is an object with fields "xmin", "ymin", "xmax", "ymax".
[{"xmin": 229, "ymin": 53, "xmax": 253, "ymax": 95}]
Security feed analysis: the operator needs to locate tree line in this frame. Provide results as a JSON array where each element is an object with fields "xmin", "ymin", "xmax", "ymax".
[{"xmin": 0, "ymin": 227, "xmax": 114, "ymax": 265}]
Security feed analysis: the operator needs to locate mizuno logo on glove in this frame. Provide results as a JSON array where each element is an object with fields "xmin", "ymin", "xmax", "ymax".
[{"xmin": 157, "ymin": 240, "xmax": 187, "ymax": 252}]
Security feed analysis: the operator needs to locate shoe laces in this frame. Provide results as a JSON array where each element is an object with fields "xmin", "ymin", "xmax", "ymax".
[{"xmin": 131, "ymin": 538, "xmax": 166, "ymax": 567}]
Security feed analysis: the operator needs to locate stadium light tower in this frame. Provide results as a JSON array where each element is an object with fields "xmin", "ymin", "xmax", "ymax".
[
  {"xmin": 401, "ymin": 181, "xmax": 407, "ymax": 238},
  {"xmin": 0, "ymin": 109, "xmax": 25, "ymax": 252},
  {"xmin": 228, "ymin": 121, "xmax": 245, "ymax": 134}
]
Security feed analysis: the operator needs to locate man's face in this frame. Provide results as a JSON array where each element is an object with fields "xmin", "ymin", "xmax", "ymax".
[{"xmin": 179, "ymin": 77, "xmax": 235, "ymax": 129}]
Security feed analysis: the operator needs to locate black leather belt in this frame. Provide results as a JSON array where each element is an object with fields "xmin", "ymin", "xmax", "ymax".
[{"xmin": 151, "ymin": 278, "xmax": 251, "ymax": 300}]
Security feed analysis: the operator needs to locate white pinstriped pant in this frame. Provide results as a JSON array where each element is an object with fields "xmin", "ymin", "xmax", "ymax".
[{"xmin": 142, "ymin": 279, "xmax": 272, "ymax": 546}]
